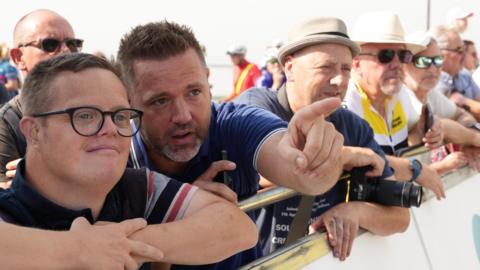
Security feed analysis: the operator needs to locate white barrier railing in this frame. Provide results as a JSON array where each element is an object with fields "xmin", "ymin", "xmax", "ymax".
[{"xmin": 238, "ymin": 146, "xmax": 480, "ymax": 270}]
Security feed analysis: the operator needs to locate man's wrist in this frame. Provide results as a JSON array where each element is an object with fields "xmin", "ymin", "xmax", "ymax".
[
  {"xmin": 408, "ymin": 158, "xmax": 422, "ymax": 182},
  {"xmin": 469, "ymin": 123, "xmax": 480, "ymax": 132}
]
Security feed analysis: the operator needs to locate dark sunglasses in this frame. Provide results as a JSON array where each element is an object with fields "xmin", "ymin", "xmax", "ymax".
[
  {"xmin": 359, "ymin": 49, "xmax": 413, "ymax": 64},
  {"xmin": 18, "ymin": 38, "xmax": 83, "ymax": 53},
  {"xmin": 412, "ymin": 55, "xmax": 444, "ymax": 69},
  {"xmin": 441, "ymin": 46, "xmax": 465, "ymax": 54}
]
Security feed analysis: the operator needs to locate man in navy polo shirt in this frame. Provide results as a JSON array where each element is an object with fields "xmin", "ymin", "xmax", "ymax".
[
  {"xmin": 235, "ymin": 17, "xmax": 409, "ymax": 261},
  {"xmin": 118, "ymin": 21, "xmax": 347, "ymax": 269},
  {"xmin": 0, "ymin": 53, "xmax": 258, "ymax": 269}
]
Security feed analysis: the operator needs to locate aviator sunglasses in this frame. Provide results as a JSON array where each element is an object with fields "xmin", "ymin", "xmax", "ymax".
[
  {"xmin": 412, "ymin": 55, "xmax": 444, "ymax": 69},
  {"xmin": 18, "ymin": 38, "xmax": 84, "ymax": 53},
  {"xmin": 359, "ymin": 49, "xmax": 413, "ymax": 64}
]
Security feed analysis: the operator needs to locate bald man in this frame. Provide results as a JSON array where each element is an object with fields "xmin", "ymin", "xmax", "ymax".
[{"xmin": 0, "ymin": 9, "xmax": 83, "ymax": 183}]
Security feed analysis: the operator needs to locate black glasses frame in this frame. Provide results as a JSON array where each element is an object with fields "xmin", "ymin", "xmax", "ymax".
[
  {"xmin": 18, "ymin": 38, "xmax": 84, "ymax": 53},
  {"xmin": 359, "ymin": 49, "xmax": 413, "ymax": 64},
  {"xmin": 31, "ymin": 106, "xmax": 143, "ymax": 137},
  {"xmin": 412, "ymin": 55, "xmax": 444, "ymax": 69}
]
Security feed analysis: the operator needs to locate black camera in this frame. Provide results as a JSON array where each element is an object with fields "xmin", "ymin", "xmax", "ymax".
[{"xmin": 342, "ymin": 167, "xmax": 423, "ymax": 208}]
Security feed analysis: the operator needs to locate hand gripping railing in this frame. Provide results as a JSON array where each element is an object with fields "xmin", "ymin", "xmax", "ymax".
[{"xmin": 238, "ymin": 145, "xmax": 478, "ymax": 270}]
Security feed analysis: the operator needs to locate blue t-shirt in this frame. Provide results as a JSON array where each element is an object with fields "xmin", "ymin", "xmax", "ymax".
[
  {"xmin": 234, "ymin": 87, "xmax": 393, "ymax": 254},
  {"xmin": 128, "ymin": 101, "xmax": 288, "ymax": 269}
]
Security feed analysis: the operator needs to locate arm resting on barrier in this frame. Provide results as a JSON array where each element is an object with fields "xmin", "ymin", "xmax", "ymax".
[
  {"xmin": 310, "ymin": 202, "xmax": 409, "ymax": 261},
  {"xmin": 130, "ymin": 188, "xmax": 258, "ymax": 265}
]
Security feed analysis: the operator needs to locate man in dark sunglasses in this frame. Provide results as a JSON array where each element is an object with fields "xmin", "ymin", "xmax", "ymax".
[
  {"xmin": 0, "ymin": 9, "xmax": 83, "ymax": 185},
  {"xmin": 403, "ymin": 33, "xmax": 480, "ymax": 174},
  {"xmin": 429, "ymin": 25, "xmax": 480, "ymax": 121},
  {"xmin": 344, "ymin": 11, "xmax": 446, "ymax": 200}
]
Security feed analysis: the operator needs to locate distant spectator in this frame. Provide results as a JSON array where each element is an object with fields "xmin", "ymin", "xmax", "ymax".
[
  {"xmin": 446, "ymin": 6, "xmax": 473, "ymax": 33},
  {"xmin": 430, "ymin": 26, "xmax": 480, "ymax": 120},
  {"xmin": 255, "ymin": 48, "xmax": 285, "ymax": 90},
  {"xmin": 463, "ymin": 40, "xmax": 478, "ymax": 73},
  {"xmin": 224, "ymin": 44, "xmax": 261, "ymax": 101},
  {"xmin": 0, "ymin": 43, "xmax": 19, "ymax": 100}
]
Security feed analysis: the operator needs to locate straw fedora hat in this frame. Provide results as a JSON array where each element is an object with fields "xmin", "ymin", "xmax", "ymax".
[
  {"xmin": 277, "ymin": 17, "xmax": 360, "ymax": 65},
  {"xmin": 351, "ymin": 11, "xmax": 425, "ymax": 54}
]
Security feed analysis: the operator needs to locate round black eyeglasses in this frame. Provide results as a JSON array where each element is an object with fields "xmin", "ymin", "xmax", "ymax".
[{"xmin": 31, "ymin": 106, "xmax": 142, "ymax": 137}]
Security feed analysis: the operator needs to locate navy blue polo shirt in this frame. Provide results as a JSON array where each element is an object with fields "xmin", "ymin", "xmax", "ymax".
[
  {"xmin": 128, "ymin": 101, "xmax": 288, "ymax": 270},
  {"xmin": 234, "ymin": 86, "xmax": 393, "ymax": 254},
  {"xmin": 0, "ymin": 160, "xmax": 195, "ymax": 229}
]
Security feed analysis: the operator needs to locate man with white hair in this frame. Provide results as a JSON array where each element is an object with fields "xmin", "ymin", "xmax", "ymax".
[
  {"xmin": 225, "ymin": 44, "xmax": 261, "ymax": 101},
  {"xmin": 345, "ymin": 11, "xmax": 446, "ymax": 199}
]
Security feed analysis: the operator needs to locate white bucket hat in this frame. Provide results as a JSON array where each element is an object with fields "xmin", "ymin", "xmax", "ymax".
[{"xmin": 351, "ymin": 11, "xmax": 425, "ymax": 54}]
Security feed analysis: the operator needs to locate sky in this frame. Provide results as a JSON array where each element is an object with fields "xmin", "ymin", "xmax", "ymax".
[{"xmin": 1, "ymin": 0, "xmax": 478, "ymax": 96}]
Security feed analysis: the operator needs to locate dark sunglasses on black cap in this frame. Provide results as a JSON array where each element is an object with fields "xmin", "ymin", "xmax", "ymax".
[
  {"xmin": 359, "ymin": 49, "xmax": 413, "ymax": 64},
  {"xmin": 18, "ymin": 38, "xmax": 83, "ymax": 53},
  {"xmin": 412, "ymin": 55, "xmax": 444, "ymax": 69}
]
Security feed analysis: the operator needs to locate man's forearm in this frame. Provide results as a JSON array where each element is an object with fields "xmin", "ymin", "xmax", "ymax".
[
  {"xmin": 130, "ymin": 200, "xmax": 258, "ymax": 264},
  {"xmin": 442, "ymin": 118, "xmax": 480, "ymax": 146},
  {"xmin": 386, "ymin": 156, "xmax": 413, "ymax": 181},
  {"xmin": 354, "ymin": 202, "xmax": 410, "ymax": 235},
  {"xmin": 0, "ymin": 223, "xmax": 82, "ymax": 270},
  {"xmin": 464, "ymin": 99, "xmax": 480, "ymax": 121},
  {"xmin": 454, "ymin": 108, "xmax": 477, "ymax": 127}
]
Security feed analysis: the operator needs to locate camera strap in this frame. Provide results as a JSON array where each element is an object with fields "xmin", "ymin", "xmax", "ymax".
[{"xmin": 285, "ymin": 195, "xmax": 316, "ymax": 245}]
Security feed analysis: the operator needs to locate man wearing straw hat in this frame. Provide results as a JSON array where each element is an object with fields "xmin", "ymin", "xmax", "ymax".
[
  {"xmin": 235, "ymin": 17, "xmax": 409, "ymax": 261},
  {"xmin": 345, "ymin": 11, "xmax": 445, "ymax": 199}
]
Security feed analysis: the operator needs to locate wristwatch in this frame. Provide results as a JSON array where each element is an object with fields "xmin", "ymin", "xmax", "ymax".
[{"xmin": 408, "ymin": 158, "xmax": 423, "ymax": 182}]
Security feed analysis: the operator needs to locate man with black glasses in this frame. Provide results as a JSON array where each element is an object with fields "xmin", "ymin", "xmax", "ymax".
[
  {"xmin": 0, "ymin": 53, "xmax": 258, "ymax": 269},
  {"xmin": 344, "ymin": 11, "xmax": 446, "ymax": 199},
  {"xmin": 402, "ymin": 32, "xmax": 480, "ymax": 173},
  {"xmin": 0, "ymin": 9, "xmax": 84, "ymax": 184},
  {"xmin": 429, "ymin": 26, "xmax": 480, "ymax": 121}
]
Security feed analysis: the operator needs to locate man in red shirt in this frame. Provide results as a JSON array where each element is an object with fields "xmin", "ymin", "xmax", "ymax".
[{"xmin": 225, "ymin": 44, "xmax": 261, "ymax": 101}]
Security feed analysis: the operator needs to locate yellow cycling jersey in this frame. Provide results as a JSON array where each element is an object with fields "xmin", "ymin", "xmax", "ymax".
[{"xmin": 344, "ymin": 81, "xmax": 417, "ymax": 155}]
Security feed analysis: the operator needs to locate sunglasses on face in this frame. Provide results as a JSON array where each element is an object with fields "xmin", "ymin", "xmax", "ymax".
[
  {"xmin": 412, "ymin": 55, "xmax": 444, "ymax": 69},
  {"xmin": 359, "ymin": 49, "xmax": 413, "ymax": 64},
  {"xmin": 18, "ymin": 38, "xmax": 84, "ymax": 53},
  {"xmin": 441, "ymin": 46, "xmax": 465, "ymax": 54}
]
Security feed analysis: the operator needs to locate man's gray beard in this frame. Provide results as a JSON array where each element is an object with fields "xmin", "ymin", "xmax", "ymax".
[
  {"xmin": 161, "ymin": 138, "xmax": 202, "ymax": 162},
  {"xmin": 380, "ymin": 83, "xmax": 402, "ymax": 96}
]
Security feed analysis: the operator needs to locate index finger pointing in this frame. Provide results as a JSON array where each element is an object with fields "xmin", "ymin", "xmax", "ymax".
[{"xmin": 291, "ymin": 98, "xmax": 341, "ymax": 124}]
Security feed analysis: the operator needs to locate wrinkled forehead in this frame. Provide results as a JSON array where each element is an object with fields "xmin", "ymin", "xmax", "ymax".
[
  {"xmin": 49, "ymin": 69, "xmax": 129, "ymax": 108},
  {"xmin": 16, "ymin": 15, "xmax": 75, "ymax": 45},
  {"xmin": 416, "ymin": 42, "xmax": 441, "ymax": 57}
]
